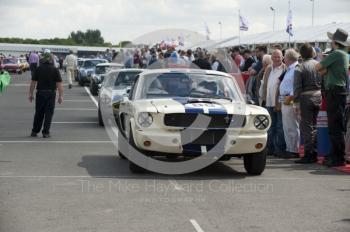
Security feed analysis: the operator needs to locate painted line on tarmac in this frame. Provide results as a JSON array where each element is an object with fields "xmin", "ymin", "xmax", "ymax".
[
  {"xmin": 0, "ymin": 141, "xmax": 112, "ymax": 144},
  {"xmin": 84, "ymin": 87, "xmax": 98, "ymax": 107},
  {"xmin": 190, "ymin": 219, "xmax": 204, "ymax": 232},
  {"xmin": 10, "ymin": 83, "xmax": 72, "ymax": 87},
  {"xmin": 0, "ymin": 175, "xmax": 348, "ymax": 181},
  {"xmin": 52, "ymin": 121, "xmax": 97, "ymax": 124},
  {"xmin": 0, "ymin": 175, "xmax": 147, "ymax": 179},
  {"xmin": 56, "ymin": 108, "xmax": 96, "ymax": 111},
  {"xmin": 64, "ymin": 100, "xmax": 92, "ymax": 102}
]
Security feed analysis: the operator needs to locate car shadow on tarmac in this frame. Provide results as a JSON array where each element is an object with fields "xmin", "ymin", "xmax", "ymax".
[{"xmin": 77, "ymin": 155, "xmax": 248, "ymax": 180}]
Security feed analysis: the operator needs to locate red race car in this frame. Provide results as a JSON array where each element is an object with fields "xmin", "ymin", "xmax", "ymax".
[{"xmin": 1, "ymin": 58, "xmax": 25, "ymax": 74}]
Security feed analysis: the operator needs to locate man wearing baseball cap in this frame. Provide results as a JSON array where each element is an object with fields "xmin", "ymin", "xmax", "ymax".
[
  {"xmin": 316, "ymin": 28, "xmax": 350, "ymax": 167},
  {"xmin": 28, "ymin": 49, "xmax": 63, "ymax": 138}
]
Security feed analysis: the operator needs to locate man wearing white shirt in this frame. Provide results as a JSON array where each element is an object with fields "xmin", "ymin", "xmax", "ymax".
[
  {"xmin": 64, "ymin": 50, "xmax": 77, "ymax": 89},
  {"xmin": 262, "ymin": 49, "xmax": 286, "ymax": 156},
  {"xmin": 278, "ymin": 49, "xmax": 300, "ymax": 158}
]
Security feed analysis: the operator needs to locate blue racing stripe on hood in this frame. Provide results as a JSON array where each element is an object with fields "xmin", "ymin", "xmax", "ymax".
[
  {"xmin": 172, "ymin": 98, "xmax": 227, "ymax": 115},
  {"xmin": 185, "ymin": 107, "xmax": 204, "ymax": 114},
  {"xmin": 208, "ymin": 107, "xmax": 227, "ymax": 115}
]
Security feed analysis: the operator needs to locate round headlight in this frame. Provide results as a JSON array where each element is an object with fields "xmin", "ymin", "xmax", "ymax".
[
  {"xmin": 138, "ymin": 112, "xmax": 153, "ymax": 127},
  {"xmin": 254, "ymin": 115, "xmax": 269, "ymax": 130}
]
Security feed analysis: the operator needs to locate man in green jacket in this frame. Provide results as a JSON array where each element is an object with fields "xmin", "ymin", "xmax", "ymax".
[
  {"xmin": 0, "ymin": 68, "xmax": 11, "ymax": 93},
  {"xmin": 316, "ymin": 28, "xmax": 349, "ymax": 167}
]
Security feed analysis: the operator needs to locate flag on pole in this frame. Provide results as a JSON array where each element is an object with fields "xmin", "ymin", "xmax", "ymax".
[
  {"xmin": 178, "ymin": 34, "xmax": 185, "ymax": 47},
  {"xmin": 286, "ymin": 9, "xmax": 293, "ymax": 36},
  {"xmin": 239, "ymin": 12, "xmax": 249, "ymax": 31},
  {"xmin": 204, "ymin": 23, "xmax": 211, "ymax": 40}
]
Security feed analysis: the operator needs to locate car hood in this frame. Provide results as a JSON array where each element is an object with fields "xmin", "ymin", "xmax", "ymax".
[{"xmin": 137, "ymin": 98, "xmax": 253, "ymax": 115}]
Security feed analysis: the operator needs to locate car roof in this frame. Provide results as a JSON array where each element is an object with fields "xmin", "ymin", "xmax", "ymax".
[
  {"xmin": 139, "ymin": 69, "xmax": 233, "ymax": 78},
  {"xmin": 96, "ymin": 63, "xmax": 124, "ymax": 67},
  {"xmin": 82, "ymin": 58, "xmax": 108, "ymax": 62},
  {"xmin": 108, "ymin": 68, "xmax": 144, "ymax": 74}
]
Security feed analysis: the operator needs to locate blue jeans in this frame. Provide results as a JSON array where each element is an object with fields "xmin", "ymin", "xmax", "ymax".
[{"xmin": 267, "ymin": 107, "xmax": 286, "ymax": 154}]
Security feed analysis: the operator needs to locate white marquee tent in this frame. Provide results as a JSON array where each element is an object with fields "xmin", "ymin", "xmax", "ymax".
[{"xmin": 189, "ymin": 22, "xmax": 350, "ymax": 50}]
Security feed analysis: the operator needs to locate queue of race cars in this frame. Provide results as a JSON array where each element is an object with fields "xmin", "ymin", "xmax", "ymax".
[
  {"xmin": 0, "ymin": 52, "xmax": 270, "ymax": 175},
  {"xmin": 68, "ymin": 57, "xmax": 271, "ymax": 175}
]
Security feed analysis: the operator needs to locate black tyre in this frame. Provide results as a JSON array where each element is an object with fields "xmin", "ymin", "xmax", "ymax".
[
  {"xmin": 98, "ymin": 107, "xmax": 104, "ymax": 126},
  {"xmin": 119, "ymin": 151, "xmax": 127, "ymax": 159},
  {"xmin": 79, "ymin": 79, "xmax": 84, "ymax": 86},
  {"xmin": 91, "ymin": 82, "xmax": 98, "ymax": 96},
  {"xmin": 128, "ymin": 127, "xmax": 146, "ymax": 173},
  {"xmin": 118, "ymin": 131, "xmax": 127, "ymax": 159},
  {"xmin": 243, "ymin": 148, "xmax": 267, "ymax": 175},
  {"xmin": 129, "ymin": 161, "xmax": 146, "ymax": 173}
]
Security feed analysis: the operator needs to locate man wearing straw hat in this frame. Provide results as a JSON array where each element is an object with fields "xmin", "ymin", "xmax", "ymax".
[{"xmin": 316, "ymin": 28, "xmax": 349, "ymax": 167}]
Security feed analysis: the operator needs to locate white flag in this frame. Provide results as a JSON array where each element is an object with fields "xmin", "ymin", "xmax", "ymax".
[
  {"xmin": 239, "ymin": 13, "xmax": 249, "ymax": 31},
  {"xmin": 286, "ymin": 9, "xmax": 293, "ymax": 36},
  {"xmin": 205, "ymin": 23, "xmax": 211, "ymax": 40},
  {"xmin": 178, "ymin": 35, "xmax": 185, "ymax": 47}
]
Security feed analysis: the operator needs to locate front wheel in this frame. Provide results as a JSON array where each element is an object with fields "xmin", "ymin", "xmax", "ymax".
[
  {"xmin": 129, "ymin": 161, "xmax": 146, "ymax": 173},
  {"xmin": 119, "ymin": 151, "xmax": 127, "ymax": 159},
  {"xmin": 79, "ymin": 79, "xmax": 84, "ymax": 86},
  {"xmin": 91, "ymin": 82, "xmax": 98, "ymax": 96},
  {"xmin": 128, "ymin": 127, "xmax": 147, "ymax": 173},
  {"xmin": 98, "ymin": 107, "xmax": 104, "ymax": 126},
  {"xmin": 243, "ymin": 148, "xmax": 267, "ymax": 175}
]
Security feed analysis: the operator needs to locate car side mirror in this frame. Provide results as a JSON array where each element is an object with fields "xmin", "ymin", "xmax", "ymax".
[
  {"xmin": 245, "ymin": 95, "xmax": 255, "ymax": 105},
  {"xmin": 123, "ymin": 96, "xmax": 129, "ymax": 102},
  {"xmin": 247, "ymin": 99, "xmax": 255, "ymax": 105},
  {"xmin": 126, "ymin": 88, "xmax": 131, "ymax": 94}
]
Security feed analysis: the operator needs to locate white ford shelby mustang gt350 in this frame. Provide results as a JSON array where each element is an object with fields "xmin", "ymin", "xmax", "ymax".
[{"xmin": 115, "ymin": 69, "xmax": 271, "ymax": 175}]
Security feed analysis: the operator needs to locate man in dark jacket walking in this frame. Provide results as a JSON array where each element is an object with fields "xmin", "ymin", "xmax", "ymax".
[{"xmin": 28, "ymin": 50, "xmax": 63, "ymax": 138}]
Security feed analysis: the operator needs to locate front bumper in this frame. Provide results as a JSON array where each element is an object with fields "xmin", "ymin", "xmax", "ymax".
[{"xmin": 132, "ymin": 128, "xmax": 267, "ymax": 155}]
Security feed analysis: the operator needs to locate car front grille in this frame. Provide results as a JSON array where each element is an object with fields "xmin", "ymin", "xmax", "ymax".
[{"xmin": 163, "ymin": 113, "xmax": 246, "ymax": 129}]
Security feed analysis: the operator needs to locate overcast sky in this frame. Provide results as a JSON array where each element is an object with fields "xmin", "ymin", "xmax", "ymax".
[{"xmin": 0, "ymin": 0, "xmax": 349, "ymax": 43}]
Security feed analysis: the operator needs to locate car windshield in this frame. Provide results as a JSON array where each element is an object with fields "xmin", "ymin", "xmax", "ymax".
[
  {"xmin": 78, "ymin": 60, "xmax": 84, "ymax": 66},
  {"xmin": 104, "ymin": 71, "xmax": 141, "ymax": 89},
  {"xmin": 83, "ymin": 60, "xmax": 105, "ymax": 68},
  {"xmin": 3, "ymin": 59, "xmax": 16, "ymax": 64},
  {"xmin": 136, "ymin": 73, "xmax": 242, "ymax": 101},
  {"xmin": 95, "ymin": 66, "xmax": 109, "ymax": 74}
]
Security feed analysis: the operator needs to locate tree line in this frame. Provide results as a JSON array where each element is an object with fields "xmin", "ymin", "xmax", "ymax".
[{"xmin": 0, "ymin": 29, "xmax": 132, "ymax": 47}]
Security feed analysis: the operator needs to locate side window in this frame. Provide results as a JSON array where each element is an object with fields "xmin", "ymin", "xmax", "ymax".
[
  {"xmin": 102, "ymin": 73, "xmax": 111, "ymax": 87},
  {"xmin": 129, "ymin": 75, "xmax": 139, "ymax": 100},
  {"xmin": 84, "ymin": 60, "xmax": 93, "ymax": 67},
  {"xmin": 106, "ymin": 73, "xmax": 116, "ymax": 87}
]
